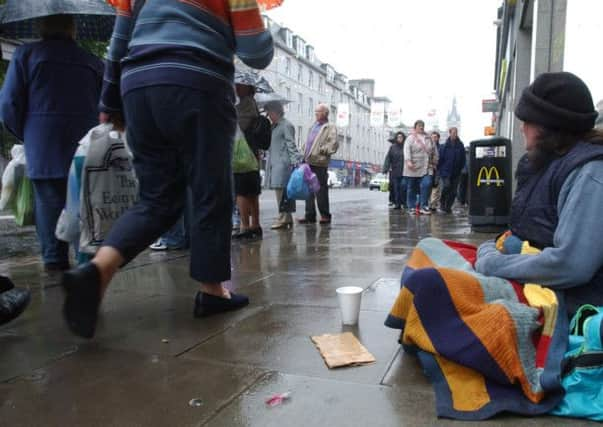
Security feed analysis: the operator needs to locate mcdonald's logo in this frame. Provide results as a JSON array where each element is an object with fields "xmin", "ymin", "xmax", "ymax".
[{"xmin": 477, "ymin": 166, "xmax": 504, "ymax": 187}]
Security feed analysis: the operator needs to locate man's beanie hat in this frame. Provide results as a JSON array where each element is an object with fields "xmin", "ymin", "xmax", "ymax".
[{"xmin": 515, "ymin": 72, "xmax": 598, "ymax": 132}]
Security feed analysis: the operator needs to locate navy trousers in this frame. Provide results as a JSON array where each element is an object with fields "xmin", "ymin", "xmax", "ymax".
[
  {"xmin": 103, "ymin": 85, "xmax": 236, "ymax": 283},
  {"xmin": 305, "ymin": 165, "xmax": 330, "ymax": 220}
]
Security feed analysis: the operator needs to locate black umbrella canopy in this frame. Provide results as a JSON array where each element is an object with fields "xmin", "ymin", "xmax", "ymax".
[{"xmin": 0, "ymin": 0, "xmax": 116, "ymax": 41}]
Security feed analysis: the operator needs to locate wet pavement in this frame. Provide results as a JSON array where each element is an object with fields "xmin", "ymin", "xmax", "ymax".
[{"xmin": 0, "ymin": 189, "xmax": 597, "ymax": 426}]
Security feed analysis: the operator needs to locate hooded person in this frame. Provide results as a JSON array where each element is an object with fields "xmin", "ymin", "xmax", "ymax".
[
  {"xmin": 383, "ymin": 131, "xmax": 406, "ymax": 209},
  {"xmin": 475, "ymin": 71, "xmax": 603, "ymax": 316}
]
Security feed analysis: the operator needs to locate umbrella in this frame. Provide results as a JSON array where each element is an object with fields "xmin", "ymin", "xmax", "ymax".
[
  {"xmin": 0, "ymin": 0, "xmax": 115, "ymax": 41},
  {"xmin": 234, "ymin": 69, "xmax": 274, "ymax": 93},
  {"xmin": 255, "ymin": 92, "xmax": 292, "ymax": 107},
  {"xmin": 257, "ymin": 0, "xmax": 284, "ymax": 11}
]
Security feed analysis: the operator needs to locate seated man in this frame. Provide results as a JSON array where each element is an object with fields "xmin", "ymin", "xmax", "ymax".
[
  {"xmin": 386, "ymin": 72, "xmax": 603, "ymax": 420},
  {"xmin": 476, "ymin": 71, "xmax": 603, "ymax": 316}
]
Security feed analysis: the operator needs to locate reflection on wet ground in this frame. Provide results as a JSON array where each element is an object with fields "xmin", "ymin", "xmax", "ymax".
[{"xmin": 0, "ymin": 190, "xmax": 596, "ymax": 426}]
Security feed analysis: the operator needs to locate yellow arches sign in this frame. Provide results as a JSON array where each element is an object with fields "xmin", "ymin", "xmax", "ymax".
[{"xmin": 477, "ymin": 166, "xmax": 504, "ymax": 187}]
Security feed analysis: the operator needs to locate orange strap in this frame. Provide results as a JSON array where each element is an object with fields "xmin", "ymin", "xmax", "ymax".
[{"xmin": 106, "ymin": 0, "xmax": 131, "ymax": 12}]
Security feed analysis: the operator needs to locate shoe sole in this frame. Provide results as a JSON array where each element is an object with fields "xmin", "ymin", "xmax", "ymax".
[{"xmin": 194, "ymin": 299, "xmax": 249, "ymax": 318}]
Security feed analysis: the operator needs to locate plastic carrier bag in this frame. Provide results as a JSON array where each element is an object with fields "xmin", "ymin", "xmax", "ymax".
[
  {"xmin": 56, "ymin": 124, "xmax": 137, "ymax": 255},
  {"xmin": 0, "ymin": 145, "xmax": 34, "ymax": 226},
  {"xmin": 286, "ymin": 164, "xmax": 320, "ymax": 200},
  {"xmin": 232, "ymin": 126, "xmax": 259, "ymax": 173}
]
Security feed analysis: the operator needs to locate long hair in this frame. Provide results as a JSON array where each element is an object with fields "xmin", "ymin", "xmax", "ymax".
[
  {"xmin": 530, "ymin": 126, "xmax": 603, "ymax": 169},
  {"xmin": 394, "ymin": 131, "xmax": 406, "ymax": 143}
]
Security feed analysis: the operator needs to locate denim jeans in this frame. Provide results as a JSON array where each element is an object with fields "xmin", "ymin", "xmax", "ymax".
[
  {"xmin": 103, "ymin": 84, "xmax": 236, "ymax": 283},
  {"xmin": 406, "ymin": 177, "xmax": 420, "ymax": 209},
  {"xmin": 31, "ymin": 178, "xmax": 69, "ymax": 267},
  {"xmin": 419, "ymin": 175, "xmax": 433, "ymax": 209}
]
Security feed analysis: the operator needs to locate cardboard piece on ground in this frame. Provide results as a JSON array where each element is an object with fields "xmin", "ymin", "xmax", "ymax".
[{"xmin": 310, "ymin": 332, "xmax": 376, "ymax": 369}]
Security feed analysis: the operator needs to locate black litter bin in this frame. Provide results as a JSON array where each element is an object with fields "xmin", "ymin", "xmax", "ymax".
[{"xmin": 468, "ymin": 137, "xmax": 512, "ymax": 232}]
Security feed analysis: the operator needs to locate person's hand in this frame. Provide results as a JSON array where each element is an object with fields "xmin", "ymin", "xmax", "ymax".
[
  {"xmin": 406, "ymin": 161, "xmax": 417, "ymax": 171},
  {"xmin": 99, "ymin": 112, "xmax": 125, "ymax": 132}
]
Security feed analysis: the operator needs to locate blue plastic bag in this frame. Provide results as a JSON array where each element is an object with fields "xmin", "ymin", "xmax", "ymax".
[
  {"xmin": 550, "ymin": 304, "xmax": 603, "ymax": 421},
  {"xmin": 286, "ymin": 166, "xmax": 310, "ymax": 200}
]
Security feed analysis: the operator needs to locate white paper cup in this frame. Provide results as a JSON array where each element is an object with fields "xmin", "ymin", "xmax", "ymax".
[{"xmin": 336, "ymin": 286, "xmax": 363, "ymax": 325}]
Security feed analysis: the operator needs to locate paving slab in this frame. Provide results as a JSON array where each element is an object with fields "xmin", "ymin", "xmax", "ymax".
[
  {"xmin": 0, "ymin": 348, "xmax": 265, "ymax": 427},
  {"xmin": 182, "ymin": 305, "xmax": 400, "ymax": 386}
]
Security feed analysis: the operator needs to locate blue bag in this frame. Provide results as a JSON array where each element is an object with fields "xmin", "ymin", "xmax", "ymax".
[
  {"xmin": 550, "ymin": 304, "xmax": 603, "ymax": 421},
  {"xmin": 286, "ymin": 166, "xmax": 311, "ymax": 200}
]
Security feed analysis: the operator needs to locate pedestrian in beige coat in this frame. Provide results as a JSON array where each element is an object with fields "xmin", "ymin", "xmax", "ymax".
[{"xmin": 299, "ymin": 103, "xmax": 338, "ymax": 224}]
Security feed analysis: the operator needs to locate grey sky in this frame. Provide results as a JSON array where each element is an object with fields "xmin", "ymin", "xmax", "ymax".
[
  {"xmin": 267, "ymin": 0, "xmax": 501, "ymax": 143},
  {"xmin": 564, "ymin": 0, "xmax": 603, "ymax": 106}
]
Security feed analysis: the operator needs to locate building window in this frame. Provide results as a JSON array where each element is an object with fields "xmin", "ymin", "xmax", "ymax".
[
  {"xmin": 285, "ymin": 87, "xmax": 291, "ymax": 111},
  {"xmin": 295, "ymin": 37, "xmax": 306, "ymax": 58},
  {"xmin": 308, "ymin": 70, "xmax": 314, "ymax": 89},
  {"xmin": 326, "ymin": 66, "xmax": 335, "ymax": 82},
  {"xmin": 297, "ymin": 64, "xmax": 303, "ymax": 83},
  {"xmin": 285, "ymin": 30, "xmax": 293, "ymax": 49},
  {"xmin": 306, "ymin": 46, "xmax": 315, "ymax": 62},
  {"xmin": 308, "ymin": 97, "xmax": 314, "ymax": 115},
  {"xmin": 285, "ymin": 57, "xmax": 291, "ymax": 76},
  {"xmin": 297, "ymin": 126, "xmax": 303, "ymax": 147},
  {"xmin": 298, "ymin": 93, "xmax": 303, "ymax": 114},
  {"xmin": 318, "ymin": 77, "xmax": 324, "ymax": 94}
]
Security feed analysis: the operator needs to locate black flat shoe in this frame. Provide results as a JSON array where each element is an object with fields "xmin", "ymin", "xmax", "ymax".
[
  {"xmin": 232, "ymin": 229, "xmax": 252, "ymax": 240},
  {"xmin": 0, "ymin": 288, "xmax": 31, "ymax": 325},
  {"xmin": 244, "ymin": 227, "xmax": 263, "ymax": 240},
  {"xmin": 0, "ymin": 275, "xmax": 15, "ymax": 293},
  {"xmin": 194, "ymin": 291, "xmax": 249, "ymax": 318},
  {"xmin": 61, "ymin": 263, "xmax": 101, "ymax": 339}
]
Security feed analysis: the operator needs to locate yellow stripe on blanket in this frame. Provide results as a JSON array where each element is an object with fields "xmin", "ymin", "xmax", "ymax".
[
  {"xmin": 406, "ymin": 247, "xmax": 437, "ymax": 270},
  {"xmin": 435, "ymin": 355, "xmax": 491, "ymax": 411},
  {"xmin": 402, "ymin": 302, "xmax": 437, "ymax": 353},
  {"xmin": 390, "ymin": 287, "xmax": 414, "ymax": 323}
]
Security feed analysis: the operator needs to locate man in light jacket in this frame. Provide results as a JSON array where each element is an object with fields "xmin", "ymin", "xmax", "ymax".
[{"xmin": 300, "ymin": 103, "xmax": 338, "ymax": 224}]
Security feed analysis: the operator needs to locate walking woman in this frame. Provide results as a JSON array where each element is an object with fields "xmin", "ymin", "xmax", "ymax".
[
  {"xmin": 382, "ymin": 131, "xmax": 406, "ymax": 210},
  {"xmin": 60, "ymin": 0, "xmax": 274, "ymax": 338},
  {"xmin": 264, "ymin": 101, "xmax": 302, "ymax": 229},
  {"xmin": 233, "ymin": 83, "xmax": 263, "ymax": 241},
  {"xmin": 403, "ymin": 120, "xmax": 437, "ymax": 215}
]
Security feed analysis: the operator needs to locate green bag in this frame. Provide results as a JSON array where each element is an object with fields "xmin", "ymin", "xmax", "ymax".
[
  {"xmin": 13, "ymin": 175, "xmax": 35, "ymax": 227},
  {"xmin": 232, "ymin": 132, "xmax": 259, "ymax": 174},
  {"xmin": 380, "ymin": 181, "xmax": 389, "ymax": 192}
]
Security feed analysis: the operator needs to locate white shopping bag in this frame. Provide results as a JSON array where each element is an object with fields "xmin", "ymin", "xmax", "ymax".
[
  {"xmin": 0, "ymin": 144, "xmax": 25, "ymax": 210},
  {"xmin": 55, "ymin": 130, "xmax": 92, "ymax": 244},
  {"xmin": 78, "ymin": 124, "xmax": 137, "ymax": 254}
]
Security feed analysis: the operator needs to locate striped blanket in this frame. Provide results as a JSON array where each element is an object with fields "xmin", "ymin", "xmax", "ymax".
[{"xmin": 385, "ymin": 238, "xmax": 568, "ymax": 420}]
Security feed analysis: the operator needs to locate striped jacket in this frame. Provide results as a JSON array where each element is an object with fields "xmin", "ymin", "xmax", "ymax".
[{"xmin": 100, "ymin": 0, "xmax": 274, "ymax": 113}]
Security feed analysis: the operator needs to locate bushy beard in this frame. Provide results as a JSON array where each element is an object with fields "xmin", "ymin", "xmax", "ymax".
[{"xmin": 526, "ymin": 144, "xmax": 558, "ymax": 170}]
